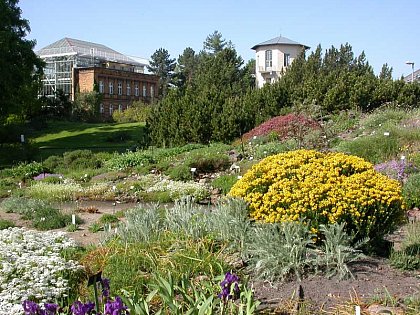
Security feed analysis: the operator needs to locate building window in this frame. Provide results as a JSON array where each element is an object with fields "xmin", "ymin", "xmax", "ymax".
[
  {"xmin": 109, "ymin": 104, "xmax": 113, "ymax": 115},
  {"xmin": 150, "ymin": 85, "xmax": 154, "ymax": 98},
  {"xmin": 127, "ymin": 83, "xmax": 131, "ymax": 96},
  {"xmin": 109, "ymin": 82, "xmax": 114, "ymax": 94},
  {"xmin": 143, "ymin": 85, "xmax": 147, "ymax": 97},
  {"xmin": 135, "ymin": 83, "xmax": 139, "ymax": 96},
  {"xmin": 99, "ymin": 81, "xmax": 104, "ymax": 93},
  {"xmin": 118, "ymin": 81, "xmax": 122, "ymax": 95},
  {"xmin": 284, "ymin": 53, "xmax": 290, "ymax": 67},
  {"xmin": 99, "ymin": 103, "xmax": 104, "ymax": 113},
  {"xmin": 118, "ymin": 104, "xmax": 122, "ymax": 112},
  {"xmin": 265, "ymin": 50, "xmax": 272, "ymax": 68}
]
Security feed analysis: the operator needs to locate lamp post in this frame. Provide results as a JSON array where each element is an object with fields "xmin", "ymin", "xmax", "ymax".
[{"xmin": 406, "ymin": 61, "xmax": 415, "ymax": 83}]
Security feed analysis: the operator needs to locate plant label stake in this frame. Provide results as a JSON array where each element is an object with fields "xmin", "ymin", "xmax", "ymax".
[
  {"xmin": 88, "ymin": 271, "xmax": 102, "ymax": 314},
  {"xmin": 72, "ymin": 214, "xmax": 76, "ymax": 225},
  {"xmin": 355, "ymin": 305, "xmax": 361, "ymax": 315}
]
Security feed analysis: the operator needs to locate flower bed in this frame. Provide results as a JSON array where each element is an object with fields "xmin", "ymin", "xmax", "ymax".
[{"xmin": 0, "ymin": 228, "xmax": 82, "ymax": 315}]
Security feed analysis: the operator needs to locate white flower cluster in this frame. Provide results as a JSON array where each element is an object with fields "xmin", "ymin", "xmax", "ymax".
[
  {"xmin": 146, "ymin": 178, "xmax": 209, "ymax": 201},
  {"xmin": 27, "ymin": 182, "xmax": 82, "ymax": 201},
  {"xmin": 0, "ymin": 228, "xmax": 82, "ymax": 315}
]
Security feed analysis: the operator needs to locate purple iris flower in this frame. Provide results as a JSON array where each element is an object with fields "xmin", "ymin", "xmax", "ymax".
[
  {"xmin": 218, "ymin": 272, "xmax": 240, "ymax": 301},
  {"xmin": 23, "ymin": 300, "xmax": 40, "ymax": 315},
  {"xmin": 44, "ymin": 303, "xmax": 59, "ymax": 315},
  {"xmin": 101, "ymin": 278, "xmax": 110, "ymax": 299},
  {"xmin": 70, "ymin": 301, "xmax": 95, "ymax": 315},
  {"xmin": 104, "ymin": 296, "xmax": 129, "ymax": 315}
]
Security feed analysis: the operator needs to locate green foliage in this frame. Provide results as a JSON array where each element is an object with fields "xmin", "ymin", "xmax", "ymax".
[
  {"xmin": 105, "ymin": 143, "xmax": 205, "ymax": 171},
  {"xmin": 335, "ymin": 133, "xmax": 399, "ymax": 164},
  {"xmin": 8, "ymin": 161, "xmax": 44, "ymax": 179},
  {"xmin": 121, "ymin": 272, "xmax": 260, "ymax": 315},
  {"xmin": 98, "ymin": 213, "xmax": 119, "ymax": 225},
  {"xmin": 147, "ymin": 48, "xmax": 175, "ymax": 98},
  {"xmin": 167, "ymin": 164, "xmax": 192, "ymax": 181},
  {"xmin": 0, "ymin": 0, "xmax": 44, "ymax": 120},
  {"xmin": 211, "ymin": 175, "xmax": 238, "ymax": 195},
  {"xmin": 403, "ymin": 173, "xmax": 420, "ymax": 209},
  {"xmin": 0, "ymin": 196, "xmax": 49, "ymax": 218},
  {"xmin": 147, "ymin": 40, "xmax": 255, "ymax": 147},
  {"xmin": 0, "ymin": 219, "xmax": 16, "ymax": 230},
  {"xmin": 72, "ymin": 90, "xmax": 103, "ymax": 122},
  {"xmin": 63, "ymin": 149, "xmax": 102, "ymax": 170},
  {"xmin": 66, "ymin": 223, "xmax": 78, "ymax": 232},
  {"xmin": 112, "ymin": 101, "xmax": 152, "ymax": 123},
  {"xmin": 0, "ymin": 196, "xmax": 82, "ymax": 230},
  {"xmin": 88, "ymin": 222, "xmax": 103, "ymax": 233},
  {"xmin": 391, "ymin": 221, "xmax": 420, "ymax": 271}
]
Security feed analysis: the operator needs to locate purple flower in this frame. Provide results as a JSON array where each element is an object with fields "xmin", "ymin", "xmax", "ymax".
[
  {"xmin": 104, "ymin": 296, "xmax": 129, "ymax": 315},
  {"xmin": 44, "ymin": 303, "xmax": 59, "ymax": 315},
  {"xmin": 218, "ymin": 272, "xmax": 240, "ymax": 302},
  {"xmin": 33, "ymin": 173, "xmax": 63, "ymax": 181},
  {"xmin": 101, "ymin": 278, "xmax": 110, "ymax": 299},
  {"xmin": 23, "ymin": 300, "xmax": 40, "ymax": 315},
  {"xmin": 70, "ymin": 301, "xmax": 95, "ymax": 315},
  {"xmin": 374, "ymin": 159, "xmax": 414, "ymax": 182}
]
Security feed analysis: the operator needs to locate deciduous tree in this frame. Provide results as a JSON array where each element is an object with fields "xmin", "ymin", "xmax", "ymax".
[{"xmin": 0, "ymin": 0, "xmax": 43, "ymax": 120}]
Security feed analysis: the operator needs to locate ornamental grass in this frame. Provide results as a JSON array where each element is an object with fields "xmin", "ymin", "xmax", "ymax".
[{"xmin": 229, "ymin": 149, "xmax": 405, "ymax": 241}]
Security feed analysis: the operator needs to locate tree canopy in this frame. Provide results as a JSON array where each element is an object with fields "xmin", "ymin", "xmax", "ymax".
[
  {"xmin": 147, "ymin": 48, "xmax": 176, "ymax": 98},
  {"xmin": 0, "ymin": 0, "xmax": 43, "ymax": 121}
]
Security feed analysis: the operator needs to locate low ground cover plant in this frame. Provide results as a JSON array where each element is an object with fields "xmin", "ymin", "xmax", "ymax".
[
  {"xmin": 391, "ymin": 221, "xmax": 420, "ymax": 270},
  {"xmin": 229, "ymin": 149, "xmax": 405, "ymax": 242},
  {"xmin": 0, "ymin": 197, "xmax": 82, "ymax": 230},
  {"xmin": 0, "ymin": 228, "xmax": 83, "ymax": 314}
]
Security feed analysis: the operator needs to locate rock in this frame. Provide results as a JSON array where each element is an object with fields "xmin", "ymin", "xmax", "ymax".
[{"xmin": 367, "ymin": 304, "xmax": 404, "ymax": 315}]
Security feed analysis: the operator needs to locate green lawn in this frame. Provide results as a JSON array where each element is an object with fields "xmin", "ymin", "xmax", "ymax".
[{"xmin": 30, "ymin": 121, "xmax": 147, "ymax": 160}]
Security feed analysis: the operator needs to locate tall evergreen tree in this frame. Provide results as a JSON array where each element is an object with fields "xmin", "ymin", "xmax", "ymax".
[
  {"xmin": 0, "ymin": 0, "xmax": 43, "ymax": 120},
  {"xmin": 147, "ymin": 48, "xmax": 176, "ymax": 98},
  {"xmin": 203, "ymin": 30, "xmax": 233, "ymax": 54},
  {"xmin": 174, "ymin": 47, "xmax": 197, "ymax": 89}
]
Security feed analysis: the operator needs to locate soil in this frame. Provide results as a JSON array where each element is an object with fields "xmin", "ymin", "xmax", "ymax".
[{"xmin": 1, "ymin": 200, "xmax": 420, "ymax": 313}]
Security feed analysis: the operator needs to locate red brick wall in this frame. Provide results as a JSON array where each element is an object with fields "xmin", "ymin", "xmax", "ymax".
[{"xmin": 75, "ymin": 67, "xmax": 159, "ymax": 118}]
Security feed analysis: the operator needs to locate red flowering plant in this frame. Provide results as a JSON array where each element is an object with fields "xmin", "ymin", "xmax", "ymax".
[{"xmin": 242, "ymin": 113, "xmax": 324, "ymax": 147}]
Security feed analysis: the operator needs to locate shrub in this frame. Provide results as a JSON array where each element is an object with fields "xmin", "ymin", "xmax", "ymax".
[
  {"xmin": 63, "ymin": 150, "xmax": 102, "ymax": 170},
  {"xmin": 211, "ymin": 175, "xmax": 238, "ymax": 195},
  {"xmin": 335, "ymin": 133, "xmax": 399, "ymax": 164},
  {"xmin": 167, "ymin": 164, "xmax": 192, "ymax": 181},
  {"xmin": 112, "ymin": 101, "xmax": 151, "ymax": 123},
  {"xmin": 242, "ymin": 113, "xmax": 322, "ymax": 143},
  {"xmin": 403, "ymin": 173, "xmax": 420, "ymax": 209},
  {"xmin": 42, "ymin": 155, "xmax": 63, "ymax": 173},
  {"xmin": 9, "ymin": 161, "xmax": 45, "ymax": 180},
  {"xmin": 229, "ymin": 149, "xmax": 405, "ymax": 241}
]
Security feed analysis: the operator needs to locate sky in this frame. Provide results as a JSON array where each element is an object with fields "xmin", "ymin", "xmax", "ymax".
[{"xmin": 19, "ymin": 0, "xmax": 420, "ymax": 79}]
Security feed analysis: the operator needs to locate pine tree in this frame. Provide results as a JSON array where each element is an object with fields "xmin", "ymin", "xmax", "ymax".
[{"xmin": 147, "ymin": 48, "xmax": 176, "ymax": 98}]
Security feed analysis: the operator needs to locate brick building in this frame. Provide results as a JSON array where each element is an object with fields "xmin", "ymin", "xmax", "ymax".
[{"xmin": 37, "ymin": 38, "xmax": 159, "ymax": 117}]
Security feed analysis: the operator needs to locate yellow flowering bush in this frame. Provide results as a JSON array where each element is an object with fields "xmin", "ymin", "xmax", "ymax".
[{"xmin": 228, "ymin": 149, "xmax": 405, "ymax": 240}]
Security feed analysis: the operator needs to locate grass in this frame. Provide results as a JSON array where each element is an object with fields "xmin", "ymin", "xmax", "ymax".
[{"xmin": 29, "ymin": 120, "xmax": 147, "ymax": 160}]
